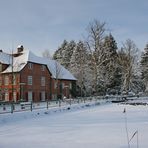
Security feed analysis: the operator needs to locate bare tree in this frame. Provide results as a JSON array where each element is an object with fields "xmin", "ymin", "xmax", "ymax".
[
  {"xmin": 85, "ymin": 20, "xmax": 107, "ymax": 93},
  {"xmin": 42, "ymin": 49, "xmax": 52, "ymax": 59},
  {"xmin": 118, "ymin": 39, "xmax": 139, "ymax": 94}
]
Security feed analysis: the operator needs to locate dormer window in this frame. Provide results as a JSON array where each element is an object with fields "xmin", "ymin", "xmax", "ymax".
[{"xmin": 28, "ymin": 63, "xmax": 33, "ymax": 69}]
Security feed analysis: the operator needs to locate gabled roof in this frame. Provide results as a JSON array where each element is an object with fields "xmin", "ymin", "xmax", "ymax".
[{"xmin": 1, "ymin": 49, "xmax": 76, "ymax": 81}]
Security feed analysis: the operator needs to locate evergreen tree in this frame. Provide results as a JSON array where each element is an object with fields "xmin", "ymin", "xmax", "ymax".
[
  {"xmin": 53, "ymin": 40, "xmax": 76, "ymax": 70},
  {"xmin": 62, "ymin": 40, "xmax": 76, "ymax": 70},
  {"xmin": 53, "ymin": 40, "xmax": 68, "ymax": 64},
  {"xmin": 70, "ymin": 41, "xmax": 90, "ymax": 96},
  {"xmin": 141, "ymin": 43, "xmax": 148, "ymax": 92},
  {"xmin": 101, "ymin": 34, "xmax": 119, "ymax": 94}
]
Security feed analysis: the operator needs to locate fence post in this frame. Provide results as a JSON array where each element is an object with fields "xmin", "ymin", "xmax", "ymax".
[
  {"xmin": 11, "ymin": 102, "xmax": 14, "ymax": 113},
  {"xmin": 59, "ymin": 99, "xmax": 61, "ymax": 107},
  {"xmin": 69, "ymin": 98, "xmax": 71, "ymax": 106},
  {"xmin": 30, "ymin": 101, "xmax": 33, "ymax": 111},
  {"xmin": 47, "ymin": 100, "xmax": 49, "ymax": 109},
  {"xmin": 3, "ymin": 104, "xmax": 6, "ymax": 111}
]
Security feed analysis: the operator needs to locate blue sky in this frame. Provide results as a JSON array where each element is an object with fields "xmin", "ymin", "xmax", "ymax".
[{"xmin": 0, "ymin": 0, "xmax": 148, "ymax": 55}]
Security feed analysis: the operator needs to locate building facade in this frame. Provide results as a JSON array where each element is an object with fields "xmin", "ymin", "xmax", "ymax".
[{"xmin": 0, "ymin": 46, "xmax": 76, "ymax": 102}]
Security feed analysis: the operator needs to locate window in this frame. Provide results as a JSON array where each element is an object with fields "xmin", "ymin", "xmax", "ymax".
[
  {"xmin": 28, "ymin": 63, "xmax": 33, "ymax": 69},
  {"xmin": 62, "ymin": 83, "xmax": 65, "ymax": 89},
  {"xmin": 28, "ymin": 76, "xmax": 32, "ymax": 85},
  {"xmin": 69, "ymin": 83, "xmax": 72, "ymax": 89},
  {"xmin": 28, "ymin": 91, "xmax": 33, "ymax": 102},
  {"xmin": 41, "ymin": 65, "xmax": 45, "ymax": 71},
  {"xmin": 4, "ymin": 76, "xmax": 9, "ymax": 85},
  {"xmin": 41, "ymin": 91, "xmax": 45, "ymax": 101},
  {"xmin": 13, "ymin": 92, "xmax": 17, "ymax": 102},
  {"xmin": 12, "ymin": 75, "xmax": 16, "ymax": 85},
  {"xmin": 52, "ymin": 94, "xmax": 55, "ymax": 100},
  {"xmin": 41, "ymin": 76, "xmax": 45, "ymax": 86},
  {"xmin": 54, "ymin": 82, "xmax": 57, "ymax": 89},
  {"xmin": 5, "ymin": 92, "xmax": 9, "ymax": 101},
  {"xmin": 53, "ymin": 94, "xmax": 58, "ymax": 100}
]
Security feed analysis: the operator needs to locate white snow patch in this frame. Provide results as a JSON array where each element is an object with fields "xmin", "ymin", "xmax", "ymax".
[{"xmin": 0, "ymin": 101, "xmax": 148, "ymax": 148}]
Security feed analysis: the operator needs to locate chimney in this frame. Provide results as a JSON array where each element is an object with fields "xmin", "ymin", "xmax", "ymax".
[{"xmin": 17, "ymin": 45, "xmax": 24, "ymax": 53}]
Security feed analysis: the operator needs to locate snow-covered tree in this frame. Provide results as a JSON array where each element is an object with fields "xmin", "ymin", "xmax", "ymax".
[
  {"xmin": 70, "ymin": 41, "xmax": 90, "ymax": 96},
  {"xmin": 85, "ymin": 20, "xmax": 107, "ymax": 94},
  {"xmin": 53, "ymin": 40, "xmax": 75, "ymax": 70},
  {"xmin": 118, "ymin": 39, "xmax": 139, "ymax": 94},
  {"xmin": 42, "ymin": 49, "xmax": 52, "ymax": 59},
  {"xmin": 53, "ymin": 40, "xmax": 68, "ymax": 64},
  {"xmin": 141, "ymin": 43, "xmax": 148, "ymax": 93},
  {"xmin": 62, "ymin": 40, "xmax": 76, "ymax": 69},
  {"xmin": 101, "ymin": 34, "xmax": 120, "ymax": 94}
]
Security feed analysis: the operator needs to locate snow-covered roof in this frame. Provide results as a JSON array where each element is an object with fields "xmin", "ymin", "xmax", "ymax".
[{"xmin": 2, "ymin": 49, "xmax": 76, "ymax": 81}]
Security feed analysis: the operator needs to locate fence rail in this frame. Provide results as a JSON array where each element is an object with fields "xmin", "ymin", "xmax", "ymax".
[{"xmin": 0, "ymin": 96, "xmax": 108, "ymax": 114}]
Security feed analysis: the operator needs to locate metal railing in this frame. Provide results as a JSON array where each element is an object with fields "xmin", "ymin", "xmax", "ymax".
[{"xmin": 0, "ymin": 96, "xmax": 109, "ymax": 114}]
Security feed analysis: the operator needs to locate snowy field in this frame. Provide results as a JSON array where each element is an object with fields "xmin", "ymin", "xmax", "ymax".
[{"xmin": 0, "ymin": 102, "xmax": 148, "ymax": 148}]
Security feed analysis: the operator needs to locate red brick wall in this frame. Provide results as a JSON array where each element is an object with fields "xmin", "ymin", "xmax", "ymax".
[
  {"xmin": 0, "ymin": 73, "xmax": 20, "ymax": 102},
  {"xmin": 0, "ymin": 62, "xmax": 76, "ymax": 102},
  {"xmin": 20, "ymin": 62, "xmax": 52, "ymax": 102}
]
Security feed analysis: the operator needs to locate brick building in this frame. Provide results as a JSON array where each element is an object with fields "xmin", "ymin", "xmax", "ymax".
[{"xmin": 0, "ymin": 46, "xmax": 76, "ymax": 102}]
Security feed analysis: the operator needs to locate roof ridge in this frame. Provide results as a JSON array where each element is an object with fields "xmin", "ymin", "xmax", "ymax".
[{"xmin": 2, "ymin": 49, "xmax": 76, "ymax": 80}]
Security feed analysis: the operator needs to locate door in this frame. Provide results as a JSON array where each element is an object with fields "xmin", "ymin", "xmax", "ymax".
[
  {"xmin": 28, "ymin": 91, "xmax": 32, "ymax": 102},
  {"xmin": 5, "ymin": 92, "xmax": 9, "ymax": 101},
  {"xmin": 41, "ymin": 91, "xmax": 45, "ymax": 101}
]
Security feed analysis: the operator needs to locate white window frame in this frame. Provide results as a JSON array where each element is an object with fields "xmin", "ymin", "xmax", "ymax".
[
  {"xmin": 28, "ymin": 91, "xmax": 33, "ymax": 102},
  {"xmin": 41, "ymin": 76, "xmax": 45, "ymax": 86},
  {"xmin": 41, "ymin": 91, "xmax": 45, "ymax": 101},
  {"xmin": 69, "ymin": 83, "xmax": 72, "ymax": 89},
  {"xmin": 28, "ymin": 63, "xmax": 33, "ymax": 69},
  {"xmin": 13, "ymin": 75, "xmax": 16, "ymax": 85},
  {"xmin": 4, "ymin": 76, "xmax": 9, "ymax": 85},
  {"xmin": 62, "ymin": 82, "xmax": 65, "ymax": 89},
  {"xmin": 5, "ymin": 92, "xmax": 9, "ymax": 101},
  {"xmin": 54, "ymin": 82, "xmax": 57, "ymax": 89},
  {"xmin": 28, "ymin": 76, "xmax": 33, "ymax": 85}
]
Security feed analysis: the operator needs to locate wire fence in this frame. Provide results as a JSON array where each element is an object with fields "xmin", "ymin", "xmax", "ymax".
[{"xmin": 0, "ymin": 96, "xmax": 108, "ymax": 114}]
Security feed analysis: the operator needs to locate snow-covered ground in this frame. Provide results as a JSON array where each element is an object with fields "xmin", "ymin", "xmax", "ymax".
[{"xmin": 0, "ymin": 101, "xmax": 148, "ymax": 148}]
